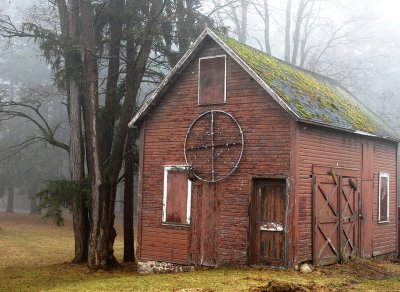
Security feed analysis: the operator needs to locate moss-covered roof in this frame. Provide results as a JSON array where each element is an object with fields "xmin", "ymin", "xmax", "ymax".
[
  {"xmin": 218, "ymin": 34, "xmax": 399, "ymax": 141},
  {"xmin": 129, "ymin": 29, "xmax": 398, "ymax": 141}
]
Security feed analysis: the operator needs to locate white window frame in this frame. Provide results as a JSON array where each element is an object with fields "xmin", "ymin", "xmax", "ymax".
[
  {"xmin": 378, "ymin": 172, "xmax": 390, "ymax": 223},
  {"xmin": 198, "ymin": 55, "xmax": 227, "ymax": 105},
  {"xmin": 162, "ymin": 165, "xmax": 192, "ymax": 225}
]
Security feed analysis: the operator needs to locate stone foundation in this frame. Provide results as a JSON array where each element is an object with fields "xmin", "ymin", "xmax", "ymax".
[
  {"xmin": 372, "ymin": 251, "xmax": 397, "ymax": 261},
  {"xmin": 138, "ymin": 260, "xmax": 196, "ymax": 274}
]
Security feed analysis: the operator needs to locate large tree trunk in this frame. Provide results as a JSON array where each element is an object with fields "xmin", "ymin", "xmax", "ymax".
[
  {"xmin": 96, "ymin": 0, "xmax": 125, "ymax": 247},
  {"xmin": 96, "ymin": 0, "xmax": 162, "ymax": 269},
  {"xmin": 79, "ymin": 0, "xmax": 163, "ymax": 270},
  {"xmin": 79, "ymin": 0, "xmax": 115, "ymax": 270},
  {"xmin": 123, "ymin": 128, "xmax": 135, "ymax": 262},
  {"xmin": 57, "ymin": 0, "xmax": 89, "ymax": 263},
  {"xmin": 69, "ymin": 0, "xmax": 89, "ymax": 264},
  {"xmin": 100, "ymin": 0, "xmax": 123, "ymax": 165},
  {"xmin": 70, "ymin": 75, "xmax": 89, "ymax": 263},
  {"xmin": 6, "ymin": 186, "xmax": 14, "ymax": 213}
]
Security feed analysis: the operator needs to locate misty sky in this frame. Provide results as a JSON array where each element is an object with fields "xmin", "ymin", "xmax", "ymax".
[{"xmin": 1, "ymin": 0, "xmax": 400, "ymax": 116}]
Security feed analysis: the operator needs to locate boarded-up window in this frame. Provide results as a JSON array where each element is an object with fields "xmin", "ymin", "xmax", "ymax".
[
  {"xmin": 378, "ymin": 172, "xmax": 389, "ymax": 223},
  {"xmin": 198, "ymin": 55, "xmax": 226, "ymax": 105},
  {"xmin": 162, "ymin": 166, "xmax": 191, "ymax": 225}
]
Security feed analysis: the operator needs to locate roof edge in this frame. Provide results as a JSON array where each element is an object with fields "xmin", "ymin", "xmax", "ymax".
[
  {"xmin": 129, "ymin": 28, "xmax": 300, "ymax": 127},
  {"xmin": 298, "ymin": 118, "xmax": 400, "ymax": 143},
  {"xmin": 128, "ymin": 29, "xmax": 399, "ymax": 143},
  {"xmin": 128, "ymin": 29, "xmax": 211, "ymax": 127}
]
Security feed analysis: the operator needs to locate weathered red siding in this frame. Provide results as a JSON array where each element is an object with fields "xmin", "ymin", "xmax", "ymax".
[
  {"xmin": 372, "ymin": 142, "xmax": 397, "ymax": 256},
  {"xmin": 139, "ymin": 37, "xmax": 292, "ymax": 265},
  {"xmin": 296, "ymin": 124, "xmax": 397, "ymax": 262},
  {"xmin": 137, "ymin": 36, "xmax": 397, "ymax": 267}
]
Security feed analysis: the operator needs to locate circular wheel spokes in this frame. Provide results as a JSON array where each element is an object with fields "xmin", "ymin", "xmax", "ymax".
[{"xmin": 184, "ymin": 110, "xmax": 244, "ymax": 183}]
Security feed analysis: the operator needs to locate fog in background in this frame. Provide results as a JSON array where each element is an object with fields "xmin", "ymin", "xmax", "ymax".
[{"xmin": 0, "ymin": 0, "xmax": 399, "ymax": 212}]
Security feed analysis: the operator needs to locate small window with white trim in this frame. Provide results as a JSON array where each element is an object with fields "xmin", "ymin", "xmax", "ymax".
[
  {"xmin": 378, "ymin": 172, "xmax": 389, "ymax": 223},
  {"xmin": 162, "ymin": 166, "xmax": 191, "ymax": 225},
  {"xmin": 198, "ymin": 55, "xmax": 226, "ymax": 105}
]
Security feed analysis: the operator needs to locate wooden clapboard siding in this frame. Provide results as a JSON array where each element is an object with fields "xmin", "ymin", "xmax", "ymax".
[
  {"xmin": 296, "ymin": 125, "xmax": 363, "ymax": 262},
  {"xmin": 138, "ymin": 35, "xmax": 398, "ymax": 267},
  {"xmin": 139, "ymin": 37, "xmax": 292, "ymax": 265},
  {"xmin": 296, "ymin": 123, "xmax": 397, "ymax": 263},
  {"xmin": 372, "ymin": 142, "xmax": 397, "ymax": 256}
]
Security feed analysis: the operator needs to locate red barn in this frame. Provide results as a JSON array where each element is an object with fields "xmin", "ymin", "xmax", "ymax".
[{"xmin": 129, "ymin": 29, "xmax": 398, "ymax": 270}]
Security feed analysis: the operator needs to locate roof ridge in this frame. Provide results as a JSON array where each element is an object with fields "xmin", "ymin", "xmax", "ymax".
[
  {"xmin": 129, "ymin": 28, "xmax": 399, "ymax": 142},
  {"xmin": 214, "ymin": 32, "xmax": 398, "ymax": 141}
]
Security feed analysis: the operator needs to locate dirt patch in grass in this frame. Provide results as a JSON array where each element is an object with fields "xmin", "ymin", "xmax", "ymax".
[
  {"xmin": 252, "ymin": 280, "xmax": 308, "ymax": 292},
  {"xmin": 251, "ymin": 260, "xmax": 400, "ymax": 292},
  {"xmin": 175, "ymin": 289, "xmax": 215, "ymax": 292},
  {"xmin": 252, "ymin": 280, "xmax": 334, "ymax": 292},
  {"xmin": 320, "ymin": 259, "xmax": 395, "ymax": 281}
]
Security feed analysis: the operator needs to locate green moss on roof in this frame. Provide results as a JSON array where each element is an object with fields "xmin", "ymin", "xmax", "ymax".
[{"xmin": 217, "ymin": 33, "xmax": 398, "ymax": 140}]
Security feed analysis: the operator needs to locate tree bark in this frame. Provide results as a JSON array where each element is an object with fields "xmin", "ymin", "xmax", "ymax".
[
  {"xmin": 69, "ymin": 0, "xmax": 89, "ymax": 264},
  {"xmin": 106, "ymin": 0, "xmax": 163, "ymax": 181},
  {"xmin": 6, "ymin": 187, "xmax": 14, "ymax": 213},
  {"xmin": 123, "ymin": 128, "xmax": 135, "ymax": 262},
  {"xmin": 77, "ymin": 0, "xmax": 164, "ymax": 270},
  {"xmin": 100, "ymin": 0, "xmax": 124, "ymax": 165},
  {"xmin": 79, "ymin": 0, "xmax": 114, "ymax": 270},
  {"xmin": 95, "ymin": 0, "xmax": 163, "ymax": 269},
  {"xmin": 102, "ymin": 0, "xmax": 163, "ymax": 267},
  {"xmin": 57, "ymin": 0, "xmax": 89, "ymax": 263},
  {"xmin": 284, "ymin": 0, "xmax": 292, "ymax": 62}
]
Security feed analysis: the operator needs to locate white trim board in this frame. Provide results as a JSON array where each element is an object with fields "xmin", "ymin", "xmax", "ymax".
[
  {"xmin": 162, "ymin": 165, "xmax": 192, "ymax": 225},
  {"xmin": 378, "ymin": 172, "xmax": 390, "ymax": 223},
  {"xmin": 198, "ymin": 55, "xmax": 227, "ymax": 105}
]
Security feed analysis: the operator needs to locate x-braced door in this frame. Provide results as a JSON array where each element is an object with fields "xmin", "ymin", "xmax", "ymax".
[
  {"xmin": 313, "ymin": 173, "xmax": 359, "ymax": 266},
  {"xmin": 340, "ymin": 177, "xmax": 359, "ymax": 262}
]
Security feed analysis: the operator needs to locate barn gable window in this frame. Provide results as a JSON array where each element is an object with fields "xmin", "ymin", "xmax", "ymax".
[
  {"xmin": 162, "ymin": 166, "xmax": 191, "ymax": 225},
  {"xmin": 198, "ymin": 55, "xmax": 226, "ymax": 105},
  {"xmin": 378, "ymin": 172, "xmax": 389, "ymax": 223}
]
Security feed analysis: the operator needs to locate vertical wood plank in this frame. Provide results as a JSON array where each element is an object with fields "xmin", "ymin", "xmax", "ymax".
[
  {"xmin": 200, "ymin": 182, "xmax": 218, "ymax": 265},
  {"xmin": 136, "ymin": 121, "xmax": 145, "ymax": 260},
  {"xmin": 362, "ymin": 143, "xmax": 374, "ymax": 257},
  {"xmin": 251, "ymin": 179, "xmax": 286, "ymax": 266},
  {"xmin": 189, "ymin": 184, "xmax": 201, "ymax": 264}
]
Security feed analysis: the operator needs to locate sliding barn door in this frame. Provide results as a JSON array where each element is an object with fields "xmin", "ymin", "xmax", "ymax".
[{"xmin": 313, "ymin": 171, "xmax": 359, "ymax": 266}]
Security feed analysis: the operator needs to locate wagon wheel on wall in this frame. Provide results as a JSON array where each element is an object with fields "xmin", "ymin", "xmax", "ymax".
[{"xmin": 184, "ymin": 110, "xmax": 244, "ymax": 183}]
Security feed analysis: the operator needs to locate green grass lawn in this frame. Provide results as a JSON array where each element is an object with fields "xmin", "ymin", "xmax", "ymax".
[{"xmin": 1, "ymin": 212, "xmax": 400, "ymax": 291}]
